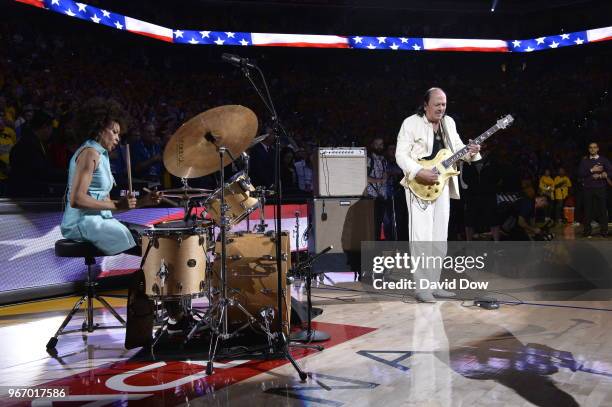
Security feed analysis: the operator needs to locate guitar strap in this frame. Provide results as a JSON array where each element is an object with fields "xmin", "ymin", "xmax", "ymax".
[
  {"xmin": 439, "ymin": 116, "xmax": 454, "ymax": 154},
  {"xmin": 439, "ymin": 117, "xmax": 458, "ymax": 170}
]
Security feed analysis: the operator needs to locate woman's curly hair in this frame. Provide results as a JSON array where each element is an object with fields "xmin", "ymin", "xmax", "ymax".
[{"xmin": 73, "ymin": 97, "xmax": 129, "ymax": 143}]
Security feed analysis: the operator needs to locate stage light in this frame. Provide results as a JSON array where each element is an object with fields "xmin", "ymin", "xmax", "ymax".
[{"xmin": 490, "ymin": 0, "xmax": 499, "ymax": 12}]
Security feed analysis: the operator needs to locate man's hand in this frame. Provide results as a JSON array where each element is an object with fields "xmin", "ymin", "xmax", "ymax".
[
  {"xmin": 467, "ymin": 140, "xmax": 480, "ymax": 156},
  {"xmin": 415, "ymin": 169, "xmax": 438, "ymax": 185},
  {"xmin": 591, "ymin": 164, "xmax": 603, "ymax": 173}
]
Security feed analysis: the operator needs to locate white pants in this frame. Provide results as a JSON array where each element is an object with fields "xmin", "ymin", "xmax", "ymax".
[
  {"xmin": 406, "ymin": 183, "xmax": 450, "ymax": 241},
  {"xmin": 406, "ymin": 184, "xmax": 450, "ymax": 293}
]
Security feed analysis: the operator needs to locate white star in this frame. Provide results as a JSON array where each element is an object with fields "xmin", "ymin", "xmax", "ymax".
[
  {"xmin": 65, "ymin": 8, "xmax": 75, "ymax": 17},
  {"xmin": 390, "ymin": 43, "xmax": 399, "ymax": 50},
  {"xmin": 214, "ymin": 37, "xmax": 225, "ymax": 45},
  {"xmin": 377, "ymin": 36, "xmax": 387, "ymax": 43},
  {"xmin": 400, "ymin": 37, "xmax": 408, "ymax": 43},
  {"xmin": 225, "ymin": 32, "xmax": 235, "ymax": 38},
  {"xmin": 189, "ymin": 37, "xmax": 199, "ymax": 44},
  {"xmin": 91, "ymin": 14, "xmax": 100, "ymax": 24},
  {"xmin": 0, "ymin": 226, "xmax": 62, "ymax": 261},
  {"xmin": 353, "ymin": 36, "xmax": 363, "ymax": 44},
  {"xmin": 200, "ymin": 31, "xmax": 211, "ymax": 38},
  {"xmin": 535, "ymin": 37, "xmax": 546, "ymax": 45},
  {"xmin": 114, "ymin": 20, "xmax": 123, "ymax": 30},
  {"xmin": 174, "ymin": 30, "xmax": 184, "ymax": 38},
  {"xmin": 549, "ymin": 41, "xmax": 559, "ymax": 48},
  {"xmin": 412, "ymin": 43, "xmax": 421, "ymax": 50},
  {"xmin": 574, "ymin": 37, "xmax": 584, "ymax": 45},
  {"xmin": 525, "ymin": 46, "xmax": 534, "ymax": 52},
  {"xmin": 560, "ymin": 33, "xmax": 570, "ymax": 40},
  {"xmin": 240, "ymin": 38, "xmax": 249, "ymax": 46},
  {"xmin": 102, "ymin": 10, "xmax": 111, "ymax": 18},
  {"xmin": 51, "ymin": 0, "xmax": 60, "ymax": 5},
  {"xmin": 512, "ymin": 40, "xmax": 521, "ymax": 48},
  {"xmin": 76, "ymin": 2, "xmax": 86, "ymax": 12},
  {"xmin": 366, "ymin": 43, "xmax": 376, "ymax": 49}
]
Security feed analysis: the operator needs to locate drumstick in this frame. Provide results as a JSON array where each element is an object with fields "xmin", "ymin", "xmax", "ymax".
[
  {"xmin": 143, "ymin": 187, "xmax": 178, "ymax": 206},
  {"xmin": 125, "ymin": 144, "xmax": 133, "ymax": 195}
]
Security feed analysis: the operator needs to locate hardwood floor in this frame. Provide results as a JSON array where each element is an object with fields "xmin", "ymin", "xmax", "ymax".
[{"xmin": 0, "ymin": 274, "xmax": 610, "ymax": 406}]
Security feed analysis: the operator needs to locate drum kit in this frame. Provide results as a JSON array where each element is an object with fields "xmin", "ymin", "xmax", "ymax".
[{"xmin": 136, "ymin": 104, "xmax": 309, "ymax": 376}]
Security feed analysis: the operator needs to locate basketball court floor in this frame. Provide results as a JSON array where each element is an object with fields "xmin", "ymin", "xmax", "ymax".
[{"xmin": 0, "ymin": 265, "xmax": 610, "ymax": 407}]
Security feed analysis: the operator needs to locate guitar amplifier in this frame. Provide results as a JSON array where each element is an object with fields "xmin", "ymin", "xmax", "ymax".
[
  {"xmin": 313, "ymin": 147, "xmax": 367, "ymax": 197},
  {"xmin": 308, "ymin": 197, "xmax": 375, "ymax": 273}
]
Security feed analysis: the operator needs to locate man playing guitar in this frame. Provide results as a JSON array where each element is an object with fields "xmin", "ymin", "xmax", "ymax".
[{"xmin": 395, "ymin": 87, "xmax": 481, "ymax": 302}]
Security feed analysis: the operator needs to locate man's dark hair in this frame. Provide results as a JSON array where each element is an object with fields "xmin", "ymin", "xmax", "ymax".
[{"xmin": 73, "ymin": 97, "xmax": 128, "ymax": 143}]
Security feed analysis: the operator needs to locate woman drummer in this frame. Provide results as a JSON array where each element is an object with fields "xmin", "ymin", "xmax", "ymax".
[{"xmin": 61, "ymin": 97, "xmax": 161, "ymax": 254}]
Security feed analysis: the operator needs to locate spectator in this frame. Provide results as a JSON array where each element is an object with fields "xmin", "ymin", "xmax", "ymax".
[
  {"xmin": 294, "ymin": 147, "xmax": 313, "ymax": 194},
  {"xmin": 249, "ymin": 127, "xmax": 275, "ymax": 188},
  {"xmin": 578, "ymin": 142, "xmax": 611, "ymax": 237},
  {"xmin": 366, "ymin": 137, "xmax": 388, "ymax": 240},
  {"xmin": 553, "ymin": 167, "xmax": 572, "ymax": 223},
  {"xmin": 133, "ymin": 122, "xmax": 162, "ymax": 184},
  {"xmin": 0, "ymin": 116, "xmax": 17, "ymax": 195},
  {"xmin": 8, "ymin": 111, "xmax": 66, "ymax": 197}
]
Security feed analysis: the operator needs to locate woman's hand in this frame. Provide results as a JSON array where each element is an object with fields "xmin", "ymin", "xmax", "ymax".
[
  {"xmin": 138, "ymin": 190, "xmax": 163, "ymax": 207},
  {"xmin": 116, "ymin": 193, "xmax": 137, "ymax": 210}
]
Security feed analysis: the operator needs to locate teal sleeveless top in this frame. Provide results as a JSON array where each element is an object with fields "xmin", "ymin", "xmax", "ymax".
[{"xmin": 60, "ymin": 140, "xmax": 136, "ymax": 255}]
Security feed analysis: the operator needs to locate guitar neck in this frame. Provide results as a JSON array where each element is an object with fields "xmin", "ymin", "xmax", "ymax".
[{"xmin": 442, "ymin": 123, "xmax": 500, "ymax": 168}]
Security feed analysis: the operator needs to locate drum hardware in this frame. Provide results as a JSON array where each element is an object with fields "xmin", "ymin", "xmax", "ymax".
[
  {"xmin": 293, "ymin": 210, "xmax": 301, "ymax": 269},
  {"xmin": 178, "ymin": 142, "xmax": 281, "ymax": 374},
  {"xmin": 156, "ymin": 259, "xmax": 168, "ymax": 295},
  {"xmin": 253, "ymin": 187, "xmax": 271, "ymax": 233}
]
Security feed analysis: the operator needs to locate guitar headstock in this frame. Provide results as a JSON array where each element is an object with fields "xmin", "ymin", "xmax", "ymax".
[{"xmin": 497, "ymin": 114, "xmax": 514, "ymax": 129}]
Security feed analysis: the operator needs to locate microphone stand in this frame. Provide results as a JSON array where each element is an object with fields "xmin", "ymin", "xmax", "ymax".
[
  {"xmin": 238, "ymin": 61, "xmax": 308, "ymax": 381},
  {"xmin": 290, "ymin": 246, "xmax": 331, "ymax": 344}
]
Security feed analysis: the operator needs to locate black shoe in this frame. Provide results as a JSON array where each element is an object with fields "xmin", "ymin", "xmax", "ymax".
[
  {"xmin": 601, "ymin": 232, "xmax": 609, "ymax": 238},
  {"xmin": 583, "ymin": 230, "xmax": 592, "ymax": 238}
]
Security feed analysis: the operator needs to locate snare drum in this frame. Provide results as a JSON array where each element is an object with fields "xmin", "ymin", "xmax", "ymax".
[
  {"xmin": 141, "ymin": 220, "xmax": 210, "ymax": 298},
  {"xmin": 206, "ymin": 172, "xmax": 259, "ymax": 226}
]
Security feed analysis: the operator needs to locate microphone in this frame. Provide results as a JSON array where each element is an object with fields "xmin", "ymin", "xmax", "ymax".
[{"xmin": 221, "ymin": 53, "xmax": 256, "ymax": 69}]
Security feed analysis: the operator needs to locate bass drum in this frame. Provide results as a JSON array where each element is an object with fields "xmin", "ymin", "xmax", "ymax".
[
  {"xmin": 141, "ymin": 220, "xmax": 211, "ymax": 298},
  {"xmin": 211, "ymin": 231, "xmax": 292, "ymax": 336}
]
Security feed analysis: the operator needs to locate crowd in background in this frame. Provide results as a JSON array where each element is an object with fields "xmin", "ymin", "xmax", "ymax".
[{"xmin": 1, "ymin": 1, "xmax": 611, "ymax": 238}]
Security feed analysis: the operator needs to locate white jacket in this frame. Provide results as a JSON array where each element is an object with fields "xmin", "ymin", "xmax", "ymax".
[{"xmin": 395, "ymin": 114, "xmax": 481, "ymax": 199}]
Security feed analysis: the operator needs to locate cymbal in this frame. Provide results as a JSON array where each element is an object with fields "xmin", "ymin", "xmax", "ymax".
[
  {"xmin": 163, "ymin": 105, "xmax": 258, "ymax": 178},
  {"xmin": 160, "ymin": 187, "xmax": 211, "ymax": 199}
]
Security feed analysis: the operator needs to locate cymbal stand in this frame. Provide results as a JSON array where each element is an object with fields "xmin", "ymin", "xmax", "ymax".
[{"xmin": 238, "ymin": 61, "xmax": 307, "ymax": 380}]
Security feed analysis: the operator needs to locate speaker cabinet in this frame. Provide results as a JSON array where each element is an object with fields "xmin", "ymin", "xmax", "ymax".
[{"xmin": 308, "ymin": 197, "xmax": 374, "ymax": 273}]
